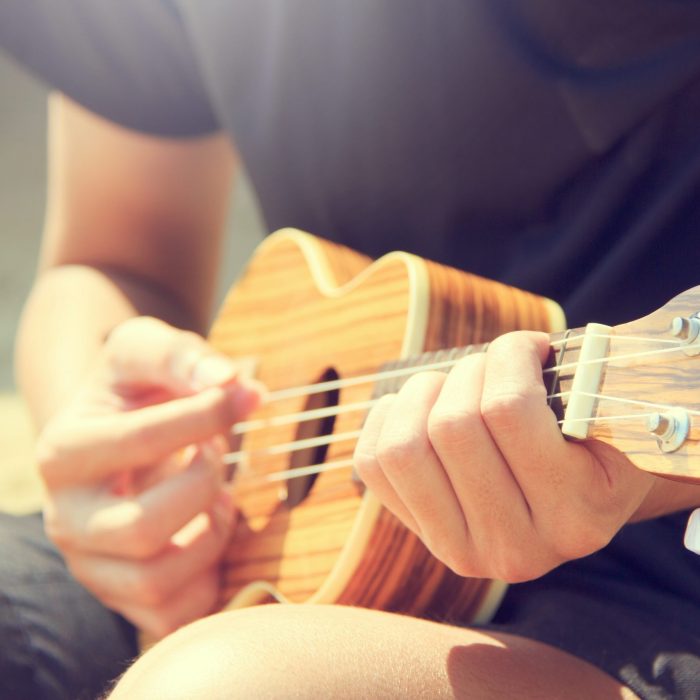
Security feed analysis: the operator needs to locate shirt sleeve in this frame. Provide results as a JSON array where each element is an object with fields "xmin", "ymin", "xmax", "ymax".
[{"xmin": 0, "ymin": 0, "xmax": 219, "ymax": 136}]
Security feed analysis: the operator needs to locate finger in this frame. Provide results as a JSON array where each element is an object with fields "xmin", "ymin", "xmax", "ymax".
[
  {"xmin": 480, "ymin": 331, "xmax": 612, "ymax": 550},
  {"xmin": 480, "ymin": 331, "xmax": 564, "ymax": 495},
  {"xmin": 39, "ymin": 383, "xmax": 258, "ymax": 486},
  {"xmin": 113, "ymin": 566, "xmax": 221, "ymax": 639},
  {"xmin": 105, "ymin": 316, "xmax": 256, "ymax": 394},
  {"xmin": 67, "ymin": 503, "xmax": 232, "ymax": 612},
  {"xmin": 49, "ymin": 445, "xmax": 228, "ymax": 558},
  {"xmin": 374, "ymin": 372, "xmax": 472, "ymax": 565},
  {"xmin": 354, "ymin": 394, "xmax": 420, "ymax": 534},
  {"xmin": 428, "ymin": 352, "xmax": 534, "ymax": 577}
]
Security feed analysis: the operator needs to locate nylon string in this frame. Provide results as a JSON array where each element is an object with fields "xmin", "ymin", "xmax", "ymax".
[{"xmin": 224, "ymin": 334, "xmax": 695, "ymax": 484}]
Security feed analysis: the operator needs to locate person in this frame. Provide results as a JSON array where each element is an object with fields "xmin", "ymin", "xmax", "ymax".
[{"xmin": 2, "ymin": 1, "xmax": 700, "ymax": 698}]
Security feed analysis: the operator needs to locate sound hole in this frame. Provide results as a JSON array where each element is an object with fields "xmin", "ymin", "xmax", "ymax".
[{"xmin": 285, "ymin": 367, "xmax": 339, "ymax": 508}]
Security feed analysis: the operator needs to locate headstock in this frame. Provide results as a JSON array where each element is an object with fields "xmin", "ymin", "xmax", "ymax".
[{"xmin": 558, "ymin": 286, "xmax": 700, "ymax": 480}]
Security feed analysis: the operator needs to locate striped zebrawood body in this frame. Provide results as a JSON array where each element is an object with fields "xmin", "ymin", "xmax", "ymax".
[{"xmin": 208, "ymin": 230, "xmax": 564, "ymax": 621}]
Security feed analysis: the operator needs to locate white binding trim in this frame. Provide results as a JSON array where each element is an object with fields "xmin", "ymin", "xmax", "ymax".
[
  {"xmin": 543, "ymin": 297, "xmax": 567, "ymax": 333},
  {"xmin": 230, "ymin": 230, "xmax": 431, "ymax": 608},
  {"xmin": 471, "ymin": 579, "xmax": 509, "ymax": 624}
]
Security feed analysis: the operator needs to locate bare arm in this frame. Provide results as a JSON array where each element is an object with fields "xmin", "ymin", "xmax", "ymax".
[
  {"xmin": 13, "ymin": 95, "xmax": 262, "ymax": 637},
  {"xmin": 16, "ymin": 93, "xmax": 235, "ymax": 427}
]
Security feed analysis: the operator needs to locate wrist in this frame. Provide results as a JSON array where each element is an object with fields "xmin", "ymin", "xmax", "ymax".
[
  {"xmin": 631, "ymin": 475, "xmax": 700, "ymax": 522},
  {"xmin": 16, "ymin": 264, "xmax": 200, "ymax": 429}
]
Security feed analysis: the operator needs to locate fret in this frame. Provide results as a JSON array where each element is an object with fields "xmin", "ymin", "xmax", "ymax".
[
  {"xmin": 372, "ymin": 331, "xmax": 586, "ymax": 427},
  {"xmin": 547, "ymin": 328, "xmax": 585, "ymax": 424}
]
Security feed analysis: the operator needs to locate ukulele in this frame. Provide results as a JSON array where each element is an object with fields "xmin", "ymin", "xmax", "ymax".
[{"xmin": 209, "ymin": 229, "xmax": 700, "ymax": 624}]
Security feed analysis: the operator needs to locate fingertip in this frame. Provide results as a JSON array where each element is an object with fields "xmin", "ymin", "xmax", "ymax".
[
  {"xmin": 521, "ymin": 330, "xmax": 553, "ymax": 363},
  {"xmin": 246, "ymin": 379, "xmax": 269, "ymax": 406},
  {"xmin": 223, "ymin": 379, "xmax": 265, "ymax": 419}
]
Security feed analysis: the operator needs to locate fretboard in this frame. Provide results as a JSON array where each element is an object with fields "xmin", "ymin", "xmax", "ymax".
[{"xmin": 373, "ymin": 328, "xmax": 586, "ymax": 424}]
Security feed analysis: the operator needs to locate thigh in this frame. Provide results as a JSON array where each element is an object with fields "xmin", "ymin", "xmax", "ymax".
[
  {"xmin": 488, "ymin": 509, "xmax": 700, "ymax": 699},
  {"xmin": 0, "ymin": 512, "xmax": 138, "ymax": 700},
  {"xmin": 110, "ymin": 604, "xmax": 635, "ymax": 699}
]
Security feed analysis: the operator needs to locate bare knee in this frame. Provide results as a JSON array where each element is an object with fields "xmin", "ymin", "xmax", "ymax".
[
  {"xmin": 108, "ymin": 605, "xmax": 450, "ymax": 699},
  {"xmin": 109, "ymin": 606, "xmax": 293, "ymax": 699},
  {"xmin": 108, "ymin": 605, "xmax": 634, "ymax": 700}
]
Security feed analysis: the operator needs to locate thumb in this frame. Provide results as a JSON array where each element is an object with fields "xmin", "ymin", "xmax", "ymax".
[{"xmin": 105, "ymin": 316, "xmax": 251, "ymax": 395}]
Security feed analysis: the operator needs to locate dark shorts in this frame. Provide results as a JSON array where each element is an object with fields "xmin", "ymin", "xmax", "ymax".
[
  {"xmin": 486, "ymin": 510, "xmax": 700, "ymax": 699},
  {"xmin": 0, "ymin": 512, "xmax": 138, "ymax": 700}
]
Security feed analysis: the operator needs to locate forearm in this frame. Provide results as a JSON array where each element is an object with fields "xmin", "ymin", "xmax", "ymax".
[
  {"xmin": 631, "ymin": 475, "xmax": 700, "ymax": 522},
  {"xmin": 16, "ymin": 263, "xmax": 200, "ymax": 428}
]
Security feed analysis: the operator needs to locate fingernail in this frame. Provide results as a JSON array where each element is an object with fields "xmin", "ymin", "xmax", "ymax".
[
  {"xmin": 684, "ymin": 509, "xmax": 700, "ymax": 554},
  {"xmin": 192, "ymin": 355, "xmax": 237, "ymax": 389}
]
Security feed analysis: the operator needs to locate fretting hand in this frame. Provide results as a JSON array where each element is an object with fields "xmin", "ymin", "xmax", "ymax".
[
  {"xmin": 354, "ymin": 330, "xmax": 656, "ymax": 582},
  {"xmin": 36, "ymin": 316, "xmax": 262, "ymax": 638}
]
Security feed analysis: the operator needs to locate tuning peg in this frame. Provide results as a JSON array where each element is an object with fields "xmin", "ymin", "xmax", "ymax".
[
  {"xmin": 669, "ymin": 316, "xmax": 700, "ymax": 355},
  {"xmin": 647, "ymin": 413, "xmax": 673, "ymax": 438},
  {"xmin": 646, "ymin": 410, "xmax": 689, "ymax": 453}
]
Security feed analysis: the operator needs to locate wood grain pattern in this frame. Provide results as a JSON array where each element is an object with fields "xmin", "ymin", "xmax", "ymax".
[
  {"xmin": 579, "ymin": 289, "xmax": 700, "ymax": 479},
  {"xmin": 208, "ymin": 230, "xmax": 563, "ymax": 621}
]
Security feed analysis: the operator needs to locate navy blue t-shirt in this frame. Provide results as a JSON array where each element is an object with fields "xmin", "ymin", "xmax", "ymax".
[{"xmin": 2, "ymin": 1, "xmax": 700, "ymax": 328}]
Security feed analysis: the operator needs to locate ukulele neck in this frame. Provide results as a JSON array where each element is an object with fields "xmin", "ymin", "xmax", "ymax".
[{"xmin": 373, "ymin": 326, "xmax": 596, "ymax": 435}]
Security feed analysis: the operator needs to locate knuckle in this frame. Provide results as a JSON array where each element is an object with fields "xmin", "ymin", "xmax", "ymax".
[
  {"xmin": 442, "ymin": 550, "xmax": 476, "ymax": 578},
  {"xmin": 401, "ymin": 370, "xmax": 445, "ymax": 394},
  {"xmin": 480, "ymin": 391, "xmax": 533, "ymax": 433},
  {"xmin": 352, "ymin": 446, "xmax": 378, "ymax": 481},
  {"xmin": 435, "ymin": 544, "xmax": 481, "ymax": 579},
  {"xmin": 427, "ymin": 409, "xmax": 472, "ymax": 448},
  {"xmin": 376, "ymin": 430, "xmax": 427, "ymax": 473},
  {"xmin": 422, "ymin": 535, "xmax": 476, "ymax": 578}
]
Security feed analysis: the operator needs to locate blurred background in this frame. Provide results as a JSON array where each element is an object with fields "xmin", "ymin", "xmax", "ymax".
[
  {"xmin": 0, "ymin": 51, "xmax": 46, "ymax": 392},
  {"xmin": 0, "ymin": 51, "xmax": 264, "ymax": 509}
]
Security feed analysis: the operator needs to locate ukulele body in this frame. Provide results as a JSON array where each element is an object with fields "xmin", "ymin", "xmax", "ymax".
[{"xmin": 209, "ymin": 230, "xmax": 565, "ymax": 622}]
